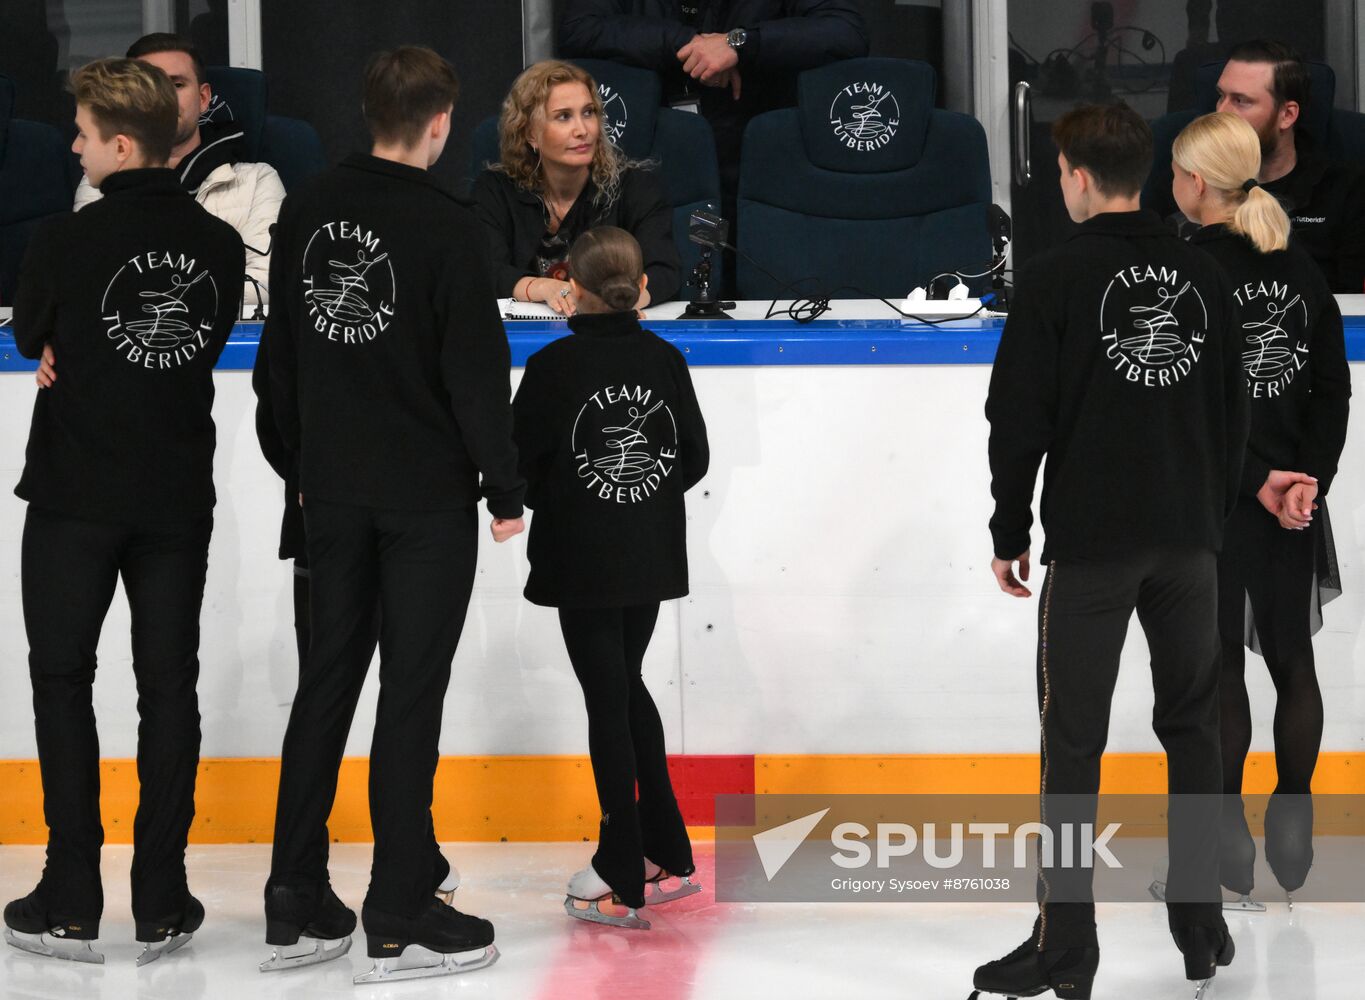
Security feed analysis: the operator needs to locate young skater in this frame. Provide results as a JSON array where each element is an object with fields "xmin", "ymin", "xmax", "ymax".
[
  {"xmin": 260, "ymin": 47, "xmax": 523, "ymax": 982},
  {"xmin": 977, "ymin": 103, "xmax": 1264, "ymax": 1000},
  {"xmin": 1174, "ymin": 112, "xmax": 1351, "ymax": 909},
  {"xmin": 5, "ymin": 57, "xmax": 242, "ymax": 965},
  {"xmin": 512, "ymin": 227, "xmax": 709, "ymax": 929}
]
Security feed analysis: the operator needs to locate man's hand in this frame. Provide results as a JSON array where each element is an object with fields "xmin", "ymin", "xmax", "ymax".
[
  {"xmin": 991, "ymin": 550, "xmax": 1032, "ymax": 598},
  {"xmin": 1256, "ymin": 470, "xmax": 1317, "ymax": 518},
  {"xmin": 677, "ymin": 34, "xmax": 739, "ymax": 85},
  {"xmin": 491, "ymin": 517, "xmax": 525, "ymax": 543},
  {"xmin": 1278, "ymin": 481, "xmax": 1318, "ymax": 530},
  {"xmin": 35, "ymin": 344, "xmax": 56, "ymax": 388}
]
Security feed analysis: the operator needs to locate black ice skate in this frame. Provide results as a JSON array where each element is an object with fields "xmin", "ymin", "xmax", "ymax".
[
  {"xmin": 1264, "ymin": 793, "xmax": 1313, "ymax": 910},
  {"xmin": 259, "ymin": 881, "xmax": 355, "ymax": 972},
  {"xmin": 3, "ymin": 891, "xmax": 103, "ymax": 965},
  {"xmin": 1172, "ymin": 923, "xmax": 1235, "ymax": 1000},
  {"xmin": 968, "ymin": 918, "xmax": 1098, "ymax": 1000},
  {"xmin": 1219, "ymin": 798, "xmax": 1264, "ymax": 912},
  {"xmin": 354, "ymin": 898, "xmax": 498, "ymax": 984},
  {"xmin": 134, "ymin": 894, "xmax": 204, "ymax": 966},
  {"xmin": 564, "ymin": 863, "xmax": 649, "ymax": 930},
  {"xmin": 640, "ymin": 857, "xmax": 702, "ymax": 905}
]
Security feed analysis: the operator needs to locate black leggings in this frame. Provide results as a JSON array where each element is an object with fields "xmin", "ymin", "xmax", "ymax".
[
  {"xmin": 1217, "ymin": 501, "xmax": 1323, "ymax": 797},
  {"xmin": 558, "ymin": 603, "xmax": 692, "ymax": 909}
]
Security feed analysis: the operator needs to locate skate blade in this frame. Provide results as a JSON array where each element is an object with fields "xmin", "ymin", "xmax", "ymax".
[
  {"xmin": 135, "ymin": 931, "xmax": 193, "ymax": 967},
  {"xmin": 564, "ymin": 896, "xmax": 650, "ymax": 930},
  {"xmin": 1148, "ymin": 879, "xmax": 1167, "ymax": 902},
  {"xmin": 353, "ymin": 943, "xmax": 498, "ymax": 984},
  {"xmin": 259, "ymin": 934, "xmax": 352, "ymax": 972},
  {"xmin": 4, "ymin": 928, "xmax": 105, "ymax": 965},
  {"xmin": 644, "ymin": 876, "xmax": 703, "ymax": 905},
  {"xmin": 1193, "ymin": 977, "xmax": 1212, "ymax": 1000},
  {"xmin": 1223, "ymin": 894, "xmax": 1265, "ymax": 913}
]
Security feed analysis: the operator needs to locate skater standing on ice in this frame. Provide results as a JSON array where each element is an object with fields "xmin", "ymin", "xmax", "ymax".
[
  {"xmin": 260, "ymin": 46, "xmax": 524, "ymax": 982},
  {"xmin": 979, "ymin": 103, "xmax": 1277, "ymax": 1000},
  {"xmin": 512, "ymin": 227, "xmax": 709, "ymax": 929},
  {"xmin": 1173, "ymin": 112, "xmax": 1351, "ymax": 910},
  {"xmin": 4, "ymin": 57, "xmax": 242, "ymax": 965}
]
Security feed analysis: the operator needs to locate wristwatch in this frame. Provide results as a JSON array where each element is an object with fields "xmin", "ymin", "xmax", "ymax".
[{"xmin": 726, "ymin": 28, "xmax": 748, "ymax": 50}]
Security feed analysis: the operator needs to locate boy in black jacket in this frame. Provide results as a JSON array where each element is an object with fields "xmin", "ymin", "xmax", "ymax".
[
  {"xmin": 5, "ymin": 58, "xmax": 242, "ymax": 965},
  {"xmin": 976, "ymin": 104, "xmax": 1261, "ymax": 999},
  {"xmin": 513, "ymin": 227, "xmax": 708, "ymax": 928},
  {"xmin": 260, "ymin": 47, "xmax": 523, "ymax": 982}
]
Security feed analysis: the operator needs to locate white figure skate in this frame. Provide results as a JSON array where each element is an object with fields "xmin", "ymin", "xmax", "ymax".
[{"xmin": 564, "ymin": 865, "xmax": 649, "ymax": 930}]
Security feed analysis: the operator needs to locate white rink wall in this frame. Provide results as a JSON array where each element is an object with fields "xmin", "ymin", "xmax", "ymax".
[{"xmin": 0, "ymin": 362, "xmax": 1362, "ymax": 759}]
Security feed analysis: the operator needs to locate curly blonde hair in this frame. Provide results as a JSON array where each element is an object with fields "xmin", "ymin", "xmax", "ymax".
[{"xmin": 493, "ymin": 60, "xmax": 629, "ymax": 208}]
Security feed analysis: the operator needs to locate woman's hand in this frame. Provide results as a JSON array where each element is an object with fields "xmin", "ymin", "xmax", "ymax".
[
  {"xmin": 1278, "ymin": 482, "xmax": 1318, "ymax": 530},
  {"xmin": 528, "ymin": 277, "xmax": 576, "ymax": 316}
]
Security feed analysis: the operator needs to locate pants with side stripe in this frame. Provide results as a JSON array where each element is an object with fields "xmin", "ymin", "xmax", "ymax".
[{"xmin": 1033, "ymin": 547, "xmax": 1224, "ymax": 950}]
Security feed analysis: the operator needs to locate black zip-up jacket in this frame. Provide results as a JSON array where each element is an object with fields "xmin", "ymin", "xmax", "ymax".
[
  {"xmin": 265, "ymin": 154, "xmax": 524, "ymax": 517},
  {"xmin": 472, "ymin": 167, "xmax": 681, "ymax": 303},
  {"xmin": 1191, "ymin": 224, "xmax": 1351, "ymax": 497},
  {"xmin": 1260, "ymin": 143, "xmax": 1365, "ymax": 294},
  {"xmin": 558, "ymin": 0, "xmax": 868, "ymax": 180},
  {"xmin": 986, "ymin": 211, "xmax": 1249, "ymax": 563},
  {"xmin": 12, "ymin": 169, "xmax": 242, "ymax": 522},
  {"xmin": 512, "ymin": 310, "xmax": 708, "ymax": 607}
]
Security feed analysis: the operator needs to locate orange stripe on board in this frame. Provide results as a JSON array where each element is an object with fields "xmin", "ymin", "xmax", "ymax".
[{"xmin": 0, "ymin": 753, "xmax": 1358, "ymax": 845}]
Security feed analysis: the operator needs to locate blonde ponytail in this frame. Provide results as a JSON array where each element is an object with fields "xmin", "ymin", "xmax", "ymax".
[
  {"xmin": 1233, "ymin": 184, "xmax": 1291, "ymax": 254},
  {"xmin": 1172, "ymin": 112, "xmax": 1291, "ymax": 253}
]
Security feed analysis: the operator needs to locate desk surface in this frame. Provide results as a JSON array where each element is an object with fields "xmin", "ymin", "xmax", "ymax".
[{"xmin": 4, "ymin": 298, "xmax": 1365, "ymax": 371}]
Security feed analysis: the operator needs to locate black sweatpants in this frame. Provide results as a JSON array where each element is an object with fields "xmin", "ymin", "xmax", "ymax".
[
  {"xmin": 21, "ymin": 506, "xmax": 212, "ymax": 920},
  {"xmin": 269, "ymin": 499, "xmax": 476, "ymax": 917},
  {"xmin": 1034, "ymin": 547, "xmax": 1223, "ymax": 950},
  {"xmin": 287, "ymin": 557, "xmax": 453, "ymax": 894},
  {"xmin": 1217, "ymin": 500, "xmax": 1322, "ymax": 797},
  {"xmin": 558, "ymin": 603, "xmax": 692, "ymax": 910}
]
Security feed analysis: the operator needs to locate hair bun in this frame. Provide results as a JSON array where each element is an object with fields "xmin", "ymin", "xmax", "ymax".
[{"xmin": 597, "ymin": 274, "xmax": 639, "ymax": 312}]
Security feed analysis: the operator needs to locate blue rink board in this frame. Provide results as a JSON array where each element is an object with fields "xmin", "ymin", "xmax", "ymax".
[{"xmin": 4, "ymin": 315, "xmax": 1365, "ymax": 371}]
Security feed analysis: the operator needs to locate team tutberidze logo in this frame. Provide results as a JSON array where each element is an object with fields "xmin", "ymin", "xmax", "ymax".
[
  {"xmin": 598, "ymin": 83, "xmax": 628, "ymax": 147},
  {"xmin": 101, "ymin": 250, "xmax": 220, "ymax": 369},
  {"xmin": 573, "ymin": 384, "xmax": 678, "ymax": 504},
  {"xmin": 302, "ymin": 221, "xmax": 396, "ymax": 345},
  {"xmin": 1099, "ymin": 264, "xmax": 1209, "ymax": 389},
  {"xmin": 1233, "ymin": 278, "xmax": 1310, "ymax": 399},
  {"xmin": 829, "ymin": 82, "xmax": 900, "ymax": 152}
]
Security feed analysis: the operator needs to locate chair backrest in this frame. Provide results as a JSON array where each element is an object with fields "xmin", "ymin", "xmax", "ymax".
[
  {"xmin": 1145, "ymin": 59, "xmax": 1365, "ymax": 215},
  {"xmin": 469, "ymin": 59, "xmax": 722, "ymax": 298},
  {"xmin": 0, "ymin": 74, "xmax": 77, "ymax": 303},
  {"xmin": 203, "ymin": 66, "xmax": 325, "ymax": 190},
  {"xmin": 737, "ymin": 57, "xmax": 992, "ymax": 299}
]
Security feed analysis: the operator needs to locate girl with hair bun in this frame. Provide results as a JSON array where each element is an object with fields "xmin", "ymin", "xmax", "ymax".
[
  {"xmin": 512, "ymin": 227, "xmax": 709, "ymax": 929},
  {"xmin": 1174, "ymin": 111, "xmax": 1352, "ymax": 906}
]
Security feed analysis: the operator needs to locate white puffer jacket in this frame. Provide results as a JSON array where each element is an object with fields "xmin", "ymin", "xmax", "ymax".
[{"xmin": 75, "ymin": 158, "xmax": 285, "ymax": 300}]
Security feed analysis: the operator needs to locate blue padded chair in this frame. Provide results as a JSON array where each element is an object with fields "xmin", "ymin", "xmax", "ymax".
[
  {"xmin": 469, "ymin": 59, "xmax": 722, "ymax": 298},
  {"xmin": 736, "ymin": 58, "xmax": 992, "ymax": 300},
  {"xmin": 203, "ymin": 66, "xmax": 326, "ymax": 191},
  {"xmin": 0, "ymin": 74, "xmax": 77, "ymax": 305},
  {"xmin": 1144, "ymin": 60, "xmax": 1365, "ymax": 216}
]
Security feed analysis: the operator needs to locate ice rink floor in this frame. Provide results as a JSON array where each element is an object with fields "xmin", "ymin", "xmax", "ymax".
[{"xmin": 0, "ymin": 842, "xmax": 1360, "ymax": 1000}]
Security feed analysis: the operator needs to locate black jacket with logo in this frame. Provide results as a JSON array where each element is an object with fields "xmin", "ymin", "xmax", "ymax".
[
  {"xmin": 263, "ymin": 154, "xmax": 524, "ymax": 517},
  {"xmin": 986, "ymin": 211, "xmax": 1249, "ymax": 563},
  {"xmin": 12, "ymin": 169, "xmax": 242, "ymax": 522},
  {"xmin": 1190, "ymin": 224, "xmax": 1351, "ymax": 497},
  {"xmin": 472, "ymin": 167, "xmax": 681, "ymax": 304},
  {"xmin": 512, "ymin": 310, "xmax": 708, "ymax": 608},
  {"xmin": 1259, "ymin": 143, "xmax": 1365, "ymax": 293}
]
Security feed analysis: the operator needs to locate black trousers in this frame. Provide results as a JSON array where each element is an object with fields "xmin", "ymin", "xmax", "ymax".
[
  {"xmin": 269, "ymin": 500, "xmax": 475, "ymax": 917},
  {"xmin": 1217, "ymin": 501, "xmax": 1322, "ymax": 797},
  {"xmin": 287, "ymin": 558, "xmax": 452, "ymax": 894},
  {"xmin": 21, "ymin": 506, "xmax": 212, "ymax": 920},
  {"xmin": 1035, "ymin": 547, "xmax": 1223, "ymax": 950},
  {"xmin": 558, "ymin": 603, "xmax": 692, "ymax": 910}
]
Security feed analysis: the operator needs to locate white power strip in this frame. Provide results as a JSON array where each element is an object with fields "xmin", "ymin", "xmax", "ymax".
[{"xmin": 897, "ymin": 295, "xmax": 984, "ymax": 317}]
